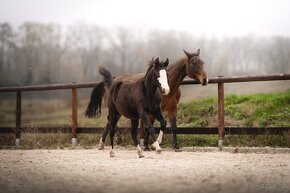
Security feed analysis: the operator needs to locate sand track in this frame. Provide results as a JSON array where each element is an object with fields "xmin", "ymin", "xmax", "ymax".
[{"xmin": 0, "ymin": 148, "xmax": 289, "ymax": 193}]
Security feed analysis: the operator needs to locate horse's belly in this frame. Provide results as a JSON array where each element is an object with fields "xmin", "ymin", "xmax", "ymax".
[
  {"xmin": 115, "ymin": 104, "xmax": 139, "ymax": 119},
  {"xmin": 112, "ymin": 85, "xmax": 140, "ymax": 119}
]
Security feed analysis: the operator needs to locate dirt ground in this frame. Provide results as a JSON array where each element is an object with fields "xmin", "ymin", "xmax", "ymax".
[{"xmin": 0, "ymin": 148, "xmax": 289, "ymax": 193}]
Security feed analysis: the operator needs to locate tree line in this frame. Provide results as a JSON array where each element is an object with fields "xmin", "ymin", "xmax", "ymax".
[{"xmin": 1, "ymin": 22, "xmax": 290, "ymax": 86}]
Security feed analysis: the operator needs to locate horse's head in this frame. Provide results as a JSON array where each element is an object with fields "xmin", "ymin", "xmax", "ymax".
[
  {"xmin": 183, "ymin": 49, "xmax": 208, "ymax": 86},
  {"xmin": 152, "ymin": 58, "xmax": 170, "ymax": 95}
]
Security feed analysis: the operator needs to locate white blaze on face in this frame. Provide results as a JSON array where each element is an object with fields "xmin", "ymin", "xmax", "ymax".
[{"xmin": 157, "ymin": 69, "xmax": 170, "ymax": 95}]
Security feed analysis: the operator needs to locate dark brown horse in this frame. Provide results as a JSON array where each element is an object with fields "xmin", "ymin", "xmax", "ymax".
[
  {"xmin": 86, "ymin": 49, "xmax": 208, "ymax": 151},
  {"xmin": 99, "ymin": 58, "xmax": 170, "ymax": 157}
]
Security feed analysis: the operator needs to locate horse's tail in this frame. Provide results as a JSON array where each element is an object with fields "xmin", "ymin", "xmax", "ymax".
[
  {"xmin": 85, "ymin": 82, "xmax": 105, "ymax": 118},
  {"xmin": 98, "ymin": 66, "xmax": 113, "ymax": 89}
]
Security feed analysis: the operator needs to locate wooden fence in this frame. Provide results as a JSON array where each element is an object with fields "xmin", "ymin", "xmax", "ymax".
[{"xmin": 0, "ymin": 74, "xmax": 290, "ymax": 149}]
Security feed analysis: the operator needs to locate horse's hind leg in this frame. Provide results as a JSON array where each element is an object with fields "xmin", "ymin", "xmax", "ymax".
[
  {"xmin": 139, "ymin": 120, "xmax": 145, "ymax": 148},
  {"xmin": 109, "ymin": 109, "xmax": 120, "ymax": 157},
  {"xmin": 168, "ymin": 109, "xmax": 181, "ymax": 152},
  {"xmin": 131, "ymin": 119, "xmax": 144, "ymax": 158},
  {"xmin": 98, "ymin": 118, "xmax": 110, "ymax": 150},
  {"xmin": 153, "ymin": 107, "xmax": 167, "ymax": 145}
]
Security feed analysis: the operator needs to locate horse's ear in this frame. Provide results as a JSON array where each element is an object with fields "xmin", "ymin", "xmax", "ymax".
[
  {"xmin": 164, "ymin": 58, "xmax": 169, "ymax": 67},
  {"xmin": 154, "ymin": 58, "xmax": 160, "ymax": 66},
  {"xmin": 183, "ymin": 49, "xmax": 192, "ymax": 59},
  {"xmin": 196, "ymin": 49, "xmax": 200, "ymax": 56}
]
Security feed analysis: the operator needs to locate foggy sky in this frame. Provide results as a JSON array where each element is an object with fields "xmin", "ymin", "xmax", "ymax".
[{"xmin": 0, "ymin": 0, "xmax": 290, "ymax": 37}]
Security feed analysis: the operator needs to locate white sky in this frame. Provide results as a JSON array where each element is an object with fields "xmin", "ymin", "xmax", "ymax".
[{"xmin": 0, "ymin": 0, "xmax": 290, "ymax": 37}]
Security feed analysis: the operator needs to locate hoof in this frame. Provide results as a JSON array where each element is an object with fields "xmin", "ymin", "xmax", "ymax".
[
  {"xmin": 173, "ymin": 144, "xmax": 182, "ymax": 152},
  {"xmin": 110, "ymin": 150, "xmax": 115, "ymax": 157},
  {"xmin": 144, "ymin": 146, "xmax": 151, "ymax": 151},
  {"xmin": 152, "ymin": 142, "xmax": 161, "ymax": 154},
  {"xmin": 98, "ymin": 144, "xmax": 105, "ymax": 150},
  {"xmin": 137, "ymin": 145, "xmax": 145, "ymax": 158},
  {"xmin": 233, "ymin": 148, "xmax": 238, "ymax": 153},
  {"xmin": 156, "ymin": 149, "xmax": 162, "ymax": 154},
  {"xmin": 174, "ymin": 148, "xmax": 182, "ymax": 152},
  {"xmin": 150, "ymin": 145, "xmax": 156, "ymax": 150},
  {"xmin": 140, "ymin": 145, "xmax": 145, "ymax": 151},
  {"xmin": 173, "ymin": 144, "xmax": 180, "ymax": 149}
]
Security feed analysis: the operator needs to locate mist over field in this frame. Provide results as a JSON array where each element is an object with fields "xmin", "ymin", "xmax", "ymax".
[
  {"xmin": 1, "ymin": 22, "xmax": 290, "ymax": 86},
  {"xmin": 0, "ymin": 0, "xmax": 289, "ymax": 100}
]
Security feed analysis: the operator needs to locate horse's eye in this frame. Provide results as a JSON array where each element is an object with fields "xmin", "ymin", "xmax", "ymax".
[
  {"xmin": 190, "ymin": 59, "xmax": 196, "ymax": 65},
  {"xmin": 154, "ymin": 70, "xmax": 160, "ymax": 77},
  {"xmin": 192, "ymin": 65, "xmax": 199, "ymax": 73}
]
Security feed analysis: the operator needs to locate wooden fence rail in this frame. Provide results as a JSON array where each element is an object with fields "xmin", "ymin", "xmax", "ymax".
[{"xmin": 1, "ymin": 73, "xmax": 290, "ymax": 149}]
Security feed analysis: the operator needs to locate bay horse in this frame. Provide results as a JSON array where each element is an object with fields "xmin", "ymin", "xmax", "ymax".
[
  {"xmin": 86, "ymin": 49, "xmax": 208, "ymax": 151},
  {"xmin": 99, "ymin": 58, "xmax": 170, "ymax": 157}
]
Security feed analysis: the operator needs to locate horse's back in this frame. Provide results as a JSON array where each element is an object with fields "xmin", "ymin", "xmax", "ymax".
[
  {"xmin": 115, "ymin": 73, "xmax": 144, "ymax": 82},
  {"xmin": 111, "ymin": 80, "xmax": 142, "ymax": 119}
]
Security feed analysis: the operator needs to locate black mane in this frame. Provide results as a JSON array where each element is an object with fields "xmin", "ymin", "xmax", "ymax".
[{"xmin": 144, "ymin": 58, "xmax": 155, "ymax": 78}]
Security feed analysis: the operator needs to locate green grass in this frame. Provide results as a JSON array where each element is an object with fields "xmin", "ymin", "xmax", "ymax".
[
  {"xmin": 0, "ymin": 90, "xmax": 289, "ymax": 148},
  {"xmin": 178, "ymin": 90, "xmax": 290, "ymax": 127}
]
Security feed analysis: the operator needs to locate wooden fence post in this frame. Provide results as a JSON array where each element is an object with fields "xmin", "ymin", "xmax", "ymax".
[
  {"xmin": 15, "ymin": 91, "xmax": 21, "ymax": 147},
  {"xmin": 72, "ymin": 88, "xmax": 78, "ymax": 146},
  {"xmin": 218, "ymin": 83, "xmax": 225, "ymax": 150}
]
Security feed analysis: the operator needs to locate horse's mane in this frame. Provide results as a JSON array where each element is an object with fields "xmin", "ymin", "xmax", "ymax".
[
  {"xmin": 144, "ymin": 58, "xmax": 155, "ymax": 78},
  {"xmin": 167, "ymin": 52, "xmax": 199, "ymax": 71},
  {"xmin": 167, "ymin": 57, "xmax": 186, "ymax": 71}
]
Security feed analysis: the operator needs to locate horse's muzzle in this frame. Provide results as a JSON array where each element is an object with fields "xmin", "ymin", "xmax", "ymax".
[
  {"xmin": 202, "ymin": 78, "xmax": 208, "ymax": 86},
  {"xmin": 162, "ymin": 87, "xmax": 170, "ymax": 95}
]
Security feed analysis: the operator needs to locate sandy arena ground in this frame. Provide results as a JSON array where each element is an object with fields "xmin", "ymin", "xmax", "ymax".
[{"xmin": 0, "ymin": 148, "xmax": 289, "ymax": 193}]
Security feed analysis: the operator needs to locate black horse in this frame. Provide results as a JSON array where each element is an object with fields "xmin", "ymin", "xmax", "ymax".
[{"xmin": 99, "ymin": 58, "xmax": 170, "ymax": 157}]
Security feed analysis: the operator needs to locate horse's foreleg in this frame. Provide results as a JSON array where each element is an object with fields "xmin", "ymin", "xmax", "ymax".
[
  {"xmin": 131, "ymin": 119, "xmax": 144, "ymax": 158},
  {"xmin": 156, "ymin": 130, "xmax": 164, "ymax": 144},
  {"xmin": 140, "ymin": 111, "xmax": 162, "ymax": 154},
  {"xmin": 168, "ymin": 109, "xmax": 181, "ymax": 152},
  {"xmin": 139, "ymin": 120, "xmax": 145, "ymax": 148},
  {"xmin": 143, "ymin": 130, "xmax": 150, "ymax": 151},
  {"xmin": 143, "ymin": 116, "xmax": 155, "ymax": 151},
  {"xmin": 154, "ymin": 108, "xmax": 167, "ymax": 145}
]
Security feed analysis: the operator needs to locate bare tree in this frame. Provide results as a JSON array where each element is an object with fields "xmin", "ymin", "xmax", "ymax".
[
  {"xmin": 67, "ymin": 22, "xmax": 103, "ymax": 81},
  {"xmin": 17, "ymin": 22, "xmax": 66, "ymax": 84},
  {"xmin": 0, "ymin": 23, "xmax": 15, "ymax": 85},
  {"xmin": 1, "ymin": 21, "xmax": 290, "ymax": 88},
  {"xmin": 109, "ymin": 27, "xmax": 132, "ymax": 73}
]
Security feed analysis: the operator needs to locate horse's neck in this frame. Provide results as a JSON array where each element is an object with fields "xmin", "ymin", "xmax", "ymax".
[
  {"xmin": 144, "ymin": 72, "xmax": 158, "ymax": 101},
  {"xmin": 167, "ymin": 57, "xmax": 187, "ymax": 90}
]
